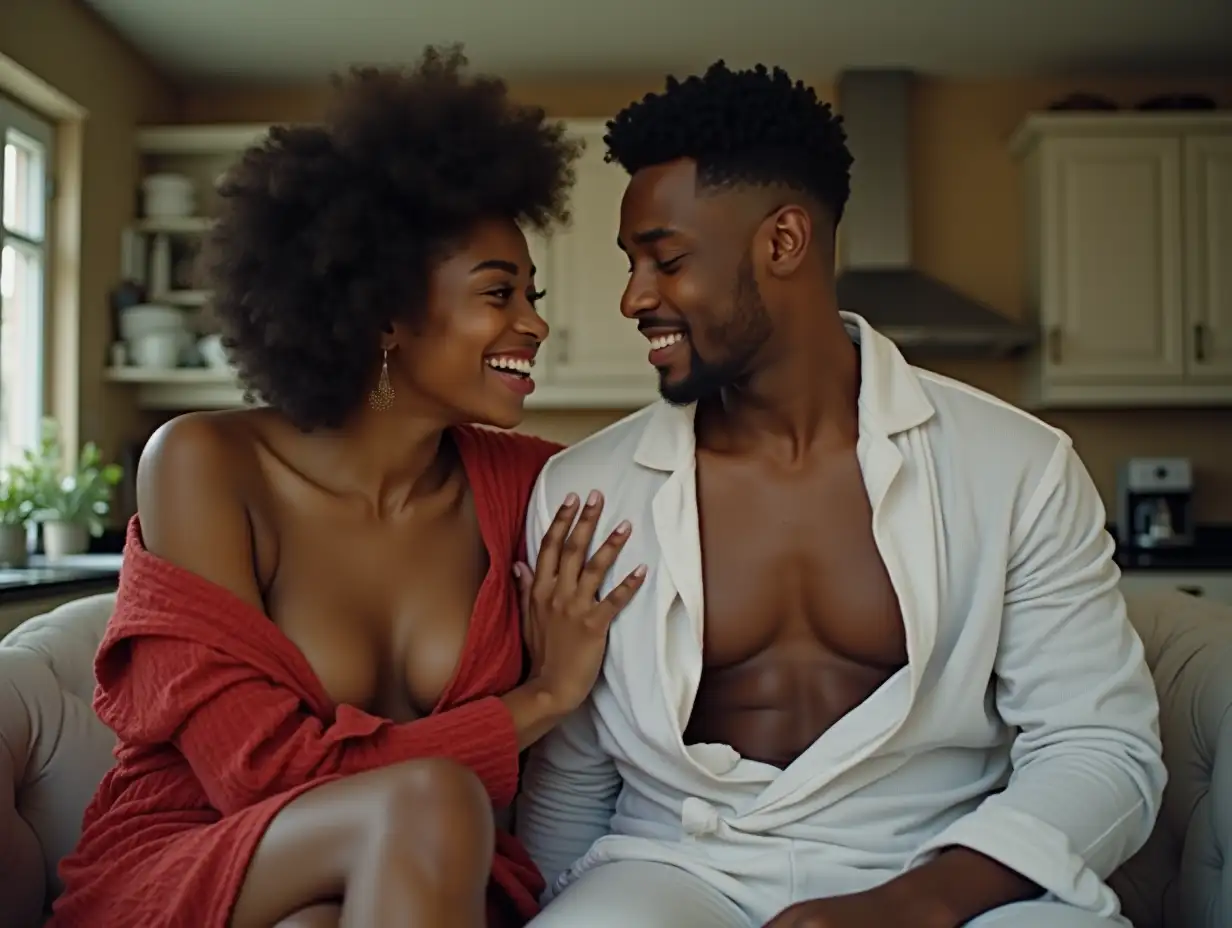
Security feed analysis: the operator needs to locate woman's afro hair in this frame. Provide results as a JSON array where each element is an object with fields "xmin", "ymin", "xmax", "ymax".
[
  {"xmin": 201, "ymin": 44, "xmax": 581, "ymax": 431},
  {"xmin": 604, "ymin": 60, "xmax": 852, "ymax": 224}
]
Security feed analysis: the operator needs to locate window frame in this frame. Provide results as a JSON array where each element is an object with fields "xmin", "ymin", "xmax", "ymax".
[{"xmin": 0, "ymin": 93, "xmax": 55, "ymax": 466}]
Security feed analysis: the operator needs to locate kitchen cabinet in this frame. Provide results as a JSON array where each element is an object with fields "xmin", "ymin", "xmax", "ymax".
[
  {"xmin": 109, "ymin": 120, "xmax": 657, "ymax": 411},
  {"xmin": 1010, "ymin": 113, "xmax": 1232, "ymax": 408},
  {"xmin": 523, "ymin": 120, "xmax": 657, "ymax": 407}
]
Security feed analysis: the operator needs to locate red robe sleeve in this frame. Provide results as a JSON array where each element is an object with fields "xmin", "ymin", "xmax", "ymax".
[{"xmin": 113, "ymin": 635, "xmax": 521, "ymax": 816}]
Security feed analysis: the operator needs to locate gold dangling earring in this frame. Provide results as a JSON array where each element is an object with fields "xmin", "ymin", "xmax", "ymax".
[{"xmin": 368, "ymin": 347, "xmax": 395, "ymax": 411}]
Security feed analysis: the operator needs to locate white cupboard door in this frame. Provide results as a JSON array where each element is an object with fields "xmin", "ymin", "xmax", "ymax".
[
  {"xmin": 1041, "ymin": 136, "xmax": 1186, "ymax": 381},
  {"xmin": 1184, "ymin": 133, "xmax": 1232, "ymax": 380},
  {"xmin": 546, "ymin": 123, "xmax": 657, "ymax": 394}
]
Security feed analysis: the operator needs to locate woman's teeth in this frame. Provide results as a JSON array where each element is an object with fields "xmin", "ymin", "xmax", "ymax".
[
  {"xmin": 486, "ymin": 356, "xmax": 534, "ymax": 376},
  {"xmin": 649, "ymin": 333, "xmax": 685, "ymax": 351}
]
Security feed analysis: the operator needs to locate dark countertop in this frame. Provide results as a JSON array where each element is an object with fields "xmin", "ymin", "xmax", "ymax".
[
  {"xmin": 0, "ymin": 534, "xmax": 122, "ymax": 603},
  {"xmin": 0, "ymin": 563, "xmax": 120, "ymax": 602},
  {"xmin": 1111, "ymin": 525, "xmax": 1232, "ymax": 573}
]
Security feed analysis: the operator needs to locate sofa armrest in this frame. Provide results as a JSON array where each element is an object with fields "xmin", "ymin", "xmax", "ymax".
[
  {"xmin": 0, "ymin": 650, "xmax": 57, "ymax": 928},
  {"xmin": 1123, "ymin": 591, "xmax": 1232, "ymax": 928},
  {"xmin": 0, "ymin": 593, "xmax": 118, "ymax": 926}
]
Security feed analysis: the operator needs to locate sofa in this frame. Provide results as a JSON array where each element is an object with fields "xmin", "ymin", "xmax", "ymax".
[{"xmin": 1, "ymin": 590, "xmax": 1229, "ymax": 927}]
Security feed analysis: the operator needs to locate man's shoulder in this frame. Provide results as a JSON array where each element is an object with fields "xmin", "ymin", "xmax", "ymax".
[
  {"xmin": 537, "ymin": 404, "xmax": 662, "ymax": 484},
  {"xmin": 915, "ymin": 369, "xmax": 1069, "ymax": 464}
]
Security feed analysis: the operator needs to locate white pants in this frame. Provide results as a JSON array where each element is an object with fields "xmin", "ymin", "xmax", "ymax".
[{"xmin": 525, "ymin": 861, "xmax": 1127, "ymax": 928}]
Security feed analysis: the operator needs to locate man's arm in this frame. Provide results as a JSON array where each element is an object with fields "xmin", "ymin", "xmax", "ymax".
[
  {"xmin": 514, "ymin": 466, "xmax": 623, "ymax": 897},
  {"xmin": 897, "ymin": 437, "xmax": 1167, "ymax": 923}
]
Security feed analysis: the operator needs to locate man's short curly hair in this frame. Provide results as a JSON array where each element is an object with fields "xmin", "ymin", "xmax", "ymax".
[
  {"xmin": 603, "ymin": 60, "xmax": 852, "ymax": 225},
  {"xmin": 202, "ymin": 45, "xmax": 581, "ymax": 431}
]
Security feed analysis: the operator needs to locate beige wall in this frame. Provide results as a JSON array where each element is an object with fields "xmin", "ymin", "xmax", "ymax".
[
  {"xmin": 0, "ymin": 0, "xmax": 179, "ymax": 461},
  {"xmin": 184, "ymin": 75, "xmax": 1232, "ymax": 521},
  {"xmin": 1, "ymin": 6, "xmax": 1230, "ymax": 521}
]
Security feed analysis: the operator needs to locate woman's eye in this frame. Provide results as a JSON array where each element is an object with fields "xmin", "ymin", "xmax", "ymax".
[
  {"xmin": 657, "ymin": 256, "xmax": 684, "ymax": 273},
  {"xmin": 528, "ymin": 288, "xmax": 547, "ymax": 304},
  {"xmin": 487, "ymin": 286, "xmax": 514, "ymax": 302}
]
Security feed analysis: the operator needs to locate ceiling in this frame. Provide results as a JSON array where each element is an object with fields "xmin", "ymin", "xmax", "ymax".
[{"xmin": 84, "ymin": 0, "xmax": 1232, "ymax": 88}]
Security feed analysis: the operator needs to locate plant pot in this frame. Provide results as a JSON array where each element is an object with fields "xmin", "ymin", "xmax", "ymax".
[
  {"xmin": 0, "ymin": 524, "xmax": 28, "ymax": 568},
  {"xmin": 42, "ymin": 520, "xmax": 89, "ymax": 560}
]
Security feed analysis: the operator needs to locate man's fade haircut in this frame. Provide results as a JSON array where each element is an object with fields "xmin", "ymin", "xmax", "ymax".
[{"xmin": 603, "ymin": 60, "xmax": 854, "ymax": 227}]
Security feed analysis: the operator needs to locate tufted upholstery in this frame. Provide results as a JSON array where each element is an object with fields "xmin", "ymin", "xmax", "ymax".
[
  {"xmin": 0, "ymin": 590, "xmax": 1229, "ymax": 927},
  {"xmin": 0, "ymin": 594, "xmax": 117, "ymax": 928},
  {"xmin": 1107, "ymin": 592, "xmax": 1232, "ymax": 928}
]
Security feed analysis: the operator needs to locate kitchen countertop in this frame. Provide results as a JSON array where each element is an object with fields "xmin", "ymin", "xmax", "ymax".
[
  {"xmin": 0, "ymin": 553, "xmax": 121, "ymax": 603},
  {"xmin": 1112, "ymin": 524, "xmax": 1232, "ymax": 572}
]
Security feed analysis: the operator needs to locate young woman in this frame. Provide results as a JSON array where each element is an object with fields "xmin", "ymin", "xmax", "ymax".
[{"xmin": 49, "ymin": 46, "xmax": 642, "ymax": 928}]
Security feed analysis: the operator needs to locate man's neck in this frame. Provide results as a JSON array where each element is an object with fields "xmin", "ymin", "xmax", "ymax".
[{"xmin": 698, "ymin": 307, "xmax": 860, "ymax": 464}]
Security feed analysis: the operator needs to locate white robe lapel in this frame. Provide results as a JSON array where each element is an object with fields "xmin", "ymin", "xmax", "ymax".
[{"xmin": 651, "ymin": 461, "xmax": 705, "ymax": 734}]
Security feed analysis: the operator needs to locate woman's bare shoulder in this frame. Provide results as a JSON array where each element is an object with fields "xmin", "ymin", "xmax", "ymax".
[{"xmin": 135, "ymin": 410, "xmax": 273, "ymax": 611}]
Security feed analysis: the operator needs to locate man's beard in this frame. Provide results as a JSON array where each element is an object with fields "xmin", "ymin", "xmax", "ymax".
[{"xmin": 659, "ymin": 256, "xmax": 772, "ymax": 407}]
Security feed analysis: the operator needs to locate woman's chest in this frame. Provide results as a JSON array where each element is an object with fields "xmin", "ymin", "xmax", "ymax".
[{"xmin": 266, "ymin": 510, "xmax": 503, "ymax": 721}]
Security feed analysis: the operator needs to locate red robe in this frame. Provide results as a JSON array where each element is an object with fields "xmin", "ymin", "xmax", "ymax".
[{"xmin": 49, "ymin": 426, "xmax": 562, "ymax": 928}]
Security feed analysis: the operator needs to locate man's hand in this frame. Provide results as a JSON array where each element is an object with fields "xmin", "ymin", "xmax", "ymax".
[{"xmin": 762, "ymin": 885, "xmax": 953, "ymax": 928}]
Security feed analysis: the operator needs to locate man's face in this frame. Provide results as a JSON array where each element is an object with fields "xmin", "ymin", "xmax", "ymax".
[{"xmin": 616, "ymin": 159, "xmax": 772, "ymax": 406}]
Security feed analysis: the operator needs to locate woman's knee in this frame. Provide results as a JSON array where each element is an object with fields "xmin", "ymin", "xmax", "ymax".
[{"xmin": 369, "ymin": 758, "xmax": 495, "ymax": 872}]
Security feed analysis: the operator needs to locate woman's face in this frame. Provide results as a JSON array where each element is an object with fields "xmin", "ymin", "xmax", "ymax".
[{"xmin": 391, "ymin": 217, "xmax": 549, "ymax": 429}]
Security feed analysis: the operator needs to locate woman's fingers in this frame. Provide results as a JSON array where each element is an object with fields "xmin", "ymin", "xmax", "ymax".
[
  {"xmin": 513, "ymin": 561, "xmax": 534, "ymax": 626},
  {"xmin": 532, "ymin": 492, "xmax": 580, "ymax": 593},
  {"xmin": 555, "ymin": 491, "xmax": 605, "ymax": 598},
  {"xmin": 576, "ymin": 520, "xmax": 632, "ymax": 601},
  {"xmin": 587, "ymin": 564, "xmax": 649, "ymax": 631}
]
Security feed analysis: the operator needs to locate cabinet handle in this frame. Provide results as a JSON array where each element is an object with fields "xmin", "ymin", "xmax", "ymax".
[
  {"xmin": 1194, "ymin": 323, "xmax": 1208, "ymax": 363},
  {"xmin": 556, "ymin": 328, "xmax": 570, "ymax": 364},
  {"xmin": 1047, "ymin": 326, "xmax": 1062, "ymax": 364}
]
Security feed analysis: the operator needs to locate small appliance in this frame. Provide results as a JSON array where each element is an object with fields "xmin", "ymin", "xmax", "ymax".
[{"xmin": 1116, "ymin": 457, "xmax": 1195, "ymax": 550}]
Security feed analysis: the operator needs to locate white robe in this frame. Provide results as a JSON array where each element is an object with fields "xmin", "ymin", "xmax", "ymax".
[{"xmin": 515, "ymin": 313, "xmax": 1165, "ymax": 924}]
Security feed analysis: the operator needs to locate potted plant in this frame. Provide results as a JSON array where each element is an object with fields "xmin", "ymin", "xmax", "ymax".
[
  {"xmin": 0, "ymin": 465, "xmax": 35, "ymax": 567},
  {"xmin": 22, "ymin": 419, "xmax": 123, "ymax": 560}
]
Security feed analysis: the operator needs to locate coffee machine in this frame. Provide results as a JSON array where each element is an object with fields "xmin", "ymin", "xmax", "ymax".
[{"xmin": 1116, "ymin": 457, "xmax": 1195, "ymax": 550}]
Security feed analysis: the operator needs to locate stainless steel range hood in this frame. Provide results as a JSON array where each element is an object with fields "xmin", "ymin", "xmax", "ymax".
[{"xmin": 835, "ymin": 70, "xmax": 1036, "ymax": 357}]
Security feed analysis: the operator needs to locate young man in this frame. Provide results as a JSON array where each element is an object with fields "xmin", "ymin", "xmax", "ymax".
[{"xmin": 515, "ymin": 61, "xmax": 1164, "ymax": 928}]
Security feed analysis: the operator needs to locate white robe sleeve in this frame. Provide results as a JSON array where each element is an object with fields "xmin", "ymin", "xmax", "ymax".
[
  {"xmin": 514, "ymin": 468, "xmax": 623, "ymax": 899},
  {"xmin": 905, "ymin": 438, "xmax": 1167, "ymax": 917}
]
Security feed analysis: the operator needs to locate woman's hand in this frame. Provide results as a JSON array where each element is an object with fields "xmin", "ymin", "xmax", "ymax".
[{"xmin": 515, "ymin": 490, "xmax": 646, "ymax": 714}]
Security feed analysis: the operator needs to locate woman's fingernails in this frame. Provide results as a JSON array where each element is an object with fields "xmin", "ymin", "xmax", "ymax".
[
  {"xmin": 563, "ymin": 492, "xmax": 578, "ymax": 507},
  {"xmin": 586, "ymin": 490, "xmax": 601, "ymax": 507},
  {"xmin": 633, "ymin": 564, "xmax": 648, "ymax": 578},
  {"xmin": 614, "ymin": 520, "xmax": 631, "ymax": 535}
]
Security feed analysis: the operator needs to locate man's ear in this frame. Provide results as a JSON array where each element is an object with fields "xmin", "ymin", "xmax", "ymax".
[{"xmin": 759, "ymin": 204, "xmax": 812, "ymax": 279}]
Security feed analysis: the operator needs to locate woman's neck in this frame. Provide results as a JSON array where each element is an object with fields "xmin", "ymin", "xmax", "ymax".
[{"xmin": 299, "ymin": 407, "xmax": 457, "ymax": 518}]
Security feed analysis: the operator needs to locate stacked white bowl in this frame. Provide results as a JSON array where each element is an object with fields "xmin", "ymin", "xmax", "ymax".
[
  {"xmin": 119, "ymin": 303, "xmax": 189, "ymax": 369},
  {"xmin": 141, "ymin": 174, "xmax": 195, "ymax": 219}
]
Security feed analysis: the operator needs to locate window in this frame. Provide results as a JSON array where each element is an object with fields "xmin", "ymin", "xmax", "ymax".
[{"xmin": 0, "ymin": 96, "xmax": 52, "ymax": 468}]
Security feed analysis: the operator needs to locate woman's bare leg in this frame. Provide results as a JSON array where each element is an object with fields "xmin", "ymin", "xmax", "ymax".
[{"xmin": 229, "ymin": 758, "xmax": 494, "ymax": 928}]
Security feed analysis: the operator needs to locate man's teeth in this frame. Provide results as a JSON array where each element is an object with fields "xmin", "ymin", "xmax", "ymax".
[
  {"xmin": 649, "ymin": 333, "xmax": 685, "ymax": 351},
  {"xmin": 486, "ymin": 356, "xmax": 534, "ymax": 376}
]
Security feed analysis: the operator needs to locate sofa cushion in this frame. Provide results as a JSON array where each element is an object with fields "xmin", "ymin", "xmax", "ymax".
[{"xmin": 0, "ymin": 593, "xmax": 118, "ymax": 921}]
